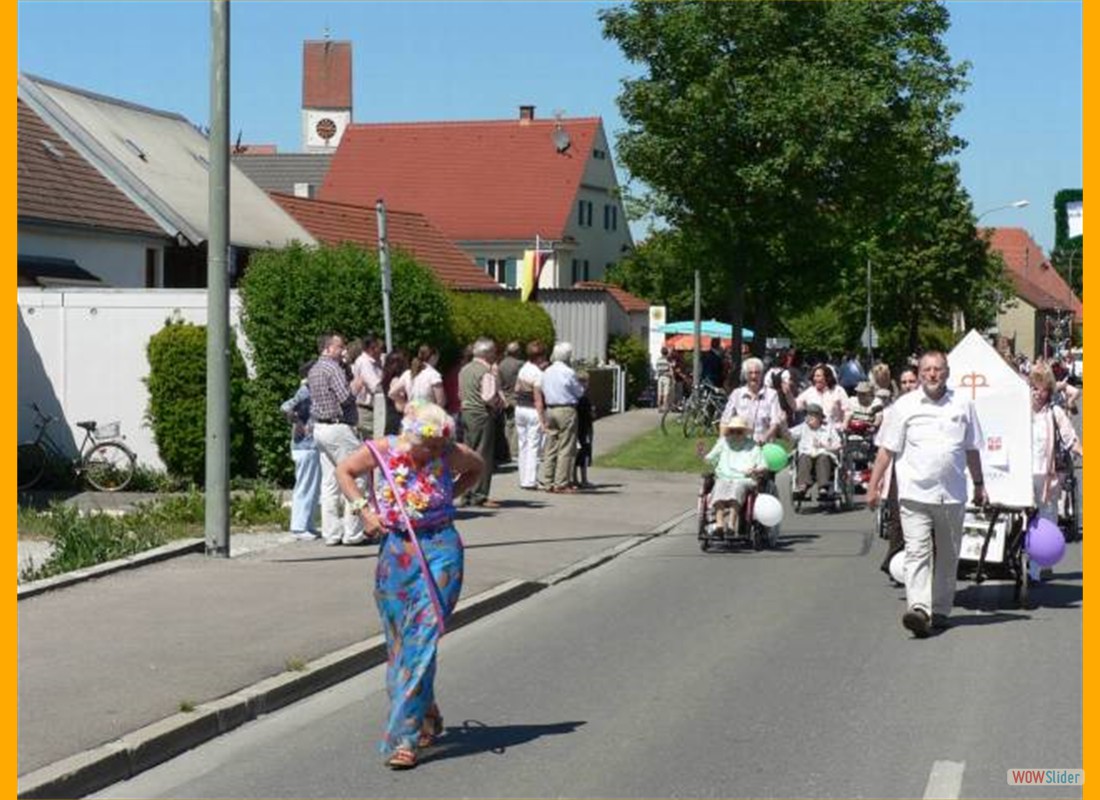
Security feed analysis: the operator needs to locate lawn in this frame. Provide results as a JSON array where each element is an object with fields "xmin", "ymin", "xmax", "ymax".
[{"xmin": 594, "ymin": 426, "xmax": 712, "ymax": 473}]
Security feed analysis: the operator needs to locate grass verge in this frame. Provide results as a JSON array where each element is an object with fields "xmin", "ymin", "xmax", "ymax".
[
  {"xmin": 594, "ymin": 426, "xmax": 712, "ymax": 473},
  {"xmin": 18, "ymin": 486, "xmax": 289, "ymax": 582}
]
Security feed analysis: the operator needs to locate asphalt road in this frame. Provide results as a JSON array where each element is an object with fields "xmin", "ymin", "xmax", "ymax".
[{"xmin": 94, "ymin": 497, "xmax": 1082, "ymax": 800}]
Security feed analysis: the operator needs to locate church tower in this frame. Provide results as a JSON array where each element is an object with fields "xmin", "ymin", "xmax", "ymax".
[{"xmin": 301, "ymin": 37, "xmax": 352, "ymax": 152}]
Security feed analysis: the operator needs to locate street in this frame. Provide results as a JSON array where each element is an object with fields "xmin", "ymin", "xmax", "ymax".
[{"xmin": 93, "ymin": 501, "xmax": 1082, "ymax": 799}]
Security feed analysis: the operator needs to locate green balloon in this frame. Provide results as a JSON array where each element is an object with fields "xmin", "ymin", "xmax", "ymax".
[{"xmin": 762, "ymin": 443, "xmax": 788, "ymax": 472}]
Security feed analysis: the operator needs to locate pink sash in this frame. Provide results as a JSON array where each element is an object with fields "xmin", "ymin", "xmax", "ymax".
[{"xmin": 364, "ymin": 441, "xmax": 448, "ymax": 634}]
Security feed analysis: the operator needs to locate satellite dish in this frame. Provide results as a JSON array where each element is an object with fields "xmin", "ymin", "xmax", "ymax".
[{"xmin": 552, "ymin": 124, "xmax": 571, "ymax": 154}]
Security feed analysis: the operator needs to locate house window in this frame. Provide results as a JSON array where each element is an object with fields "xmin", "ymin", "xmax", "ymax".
[
  {"xmin": 485, "ymin": 258, "xmax": 510, "ymax": 284},
  {"xmin": 571, "ymin": 259, "xmax": 579, "ymax": 285},
  {"xmin": 583, "ymin": 260, "xmax": 590, "ymax": 281},
  {"xmin": 145, "ymin": 248, "xmax": 157, "ymax": 287},
  {"xmin": 578, "ymin": 200, "xmax": 593, "ymax": 228},
  {"xmin": 604, "ymin": 204, "xmax": 618, "ymax": 231},
  {"xmin": 593, "ymin": 148, "xmax": 606, "ymax": 160}
]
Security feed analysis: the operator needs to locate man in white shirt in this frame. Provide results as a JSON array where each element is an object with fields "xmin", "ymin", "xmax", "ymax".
[
  {"xmin": 868, "ymin": 352, "xmax": 987, "ymax": 638},
  {"xmin": 350, "ymin": 333, "xmax": 383, "ymax": 439},
  {"xmin": 537, "ymin": 342, "xmax": 586, "ymax": 492}
]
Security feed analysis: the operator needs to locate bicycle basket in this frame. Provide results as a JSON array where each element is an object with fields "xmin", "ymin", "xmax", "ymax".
[{"xmin": 94, "ymin": 421, "xmax": 122, "ymax": 440}]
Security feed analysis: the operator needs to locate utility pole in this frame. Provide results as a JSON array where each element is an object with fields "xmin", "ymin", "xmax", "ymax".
[
  {"xmin": 692, "ymin": 269, "xmax": 701, "ymax": 390},
  {"xmin": 376, "ymin": 199, "xmax": 394, "ymax": 354},
  {"xmin": 204, "ymin": 0, "xmax": 230, "ymax": 557}
]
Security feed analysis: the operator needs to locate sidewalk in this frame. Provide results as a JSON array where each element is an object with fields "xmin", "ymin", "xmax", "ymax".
[{"xmin": 17, "ymin": 409, "xmax": 696, "ymax": 796}]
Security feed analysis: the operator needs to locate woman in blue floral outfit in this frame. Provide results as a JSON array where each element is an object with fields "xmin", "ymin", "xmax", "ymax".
[{"xmin": 336, "ymin": 401, "xmax": 485, "ymax": 770}]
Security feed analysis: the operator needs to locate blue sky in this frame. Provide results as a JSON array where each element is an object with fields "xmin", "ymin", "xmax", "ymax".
[{"xmin": 17, "ymin": 1, "xmax": 1081, "ymax": 252}]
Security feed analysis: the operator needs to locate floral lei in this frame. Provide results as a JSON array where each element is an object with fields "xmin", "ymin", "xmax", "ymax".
[{"xmin": 376, "ymin": 447, "xmax": 448, "ymax": 526}]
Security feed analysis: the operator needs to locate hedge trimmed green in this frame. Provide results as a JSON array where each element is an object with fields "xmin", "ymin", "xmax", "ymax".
[
  {"xmin": 448, "ymin": 292, "xmax": 556, "ymax": 356},
  {"xmin": 145, "ymin": 320, "xmax": 254, "ymax": 484},
  {"xmin": 239, "ymin": 243, "xmax": 457, "ymax": 482}
]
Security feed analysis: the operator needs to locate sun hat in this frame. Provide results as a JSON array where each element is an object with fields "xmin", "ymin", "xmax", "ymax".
[
  {"xmin": 855, "ymin": 380, "xmax": 873, "ymax": 394},
  {"xmin": 724, "ymin": 415, "xmax": 751, "ymax": 432}
]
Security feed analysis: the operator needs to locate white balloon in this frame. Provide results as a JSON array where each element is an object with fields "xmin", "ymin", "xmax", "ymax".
[
  {"xmin": 752, "ymin": 493, "xmax": 784, "ymax": 527},
  {"xmin": 888, "ymin": 551, "xmax": 906, "ymax": 585}
]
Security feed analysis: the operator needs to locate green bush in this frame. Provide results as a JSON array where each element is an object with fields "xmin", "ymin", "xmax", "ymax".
[
  {"xmin": 145, "ymin": 320, "xmax": 255, "ymax": 485},
  {"xmin": 608, "ymin": 335, "xmax": 651, "ymax": 408},
  {"xmin": 239, "ymin": 243, "xmax": 457, "ymax": 482},
  {"xmin": 448, "ymin": 292, "xmax": 556, "ymax": 358}
]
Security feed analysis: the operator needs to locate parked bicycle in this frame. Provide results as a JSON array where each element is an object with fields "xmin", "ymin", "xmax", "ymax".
[
  {"xmin": 661, "ymin": 380, "xmax": 728, "ymax": 438},
  {"xmin": 17, "ymin": 403, "xmax": 137, "ymax": 491}
]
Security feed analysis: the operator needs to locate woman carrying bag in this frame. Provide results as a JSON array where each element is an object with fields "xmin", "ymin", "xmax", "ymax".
[{"xmin": 336, "ymin": 401, "xmax": 485, "ymax": 770}]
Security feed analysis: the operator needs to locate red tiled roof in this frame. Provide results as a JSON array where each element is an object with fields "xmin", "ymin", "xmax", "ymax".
[
  {"xmin": 574, "ymin": 280, "xmax": 651, "ymax": 313},
  {"xmin": 984, "ymin": 227, "xmax": 1082, "ymax": 322},
  {"xmin": 269, "ymin": 192, "xmax": 499, "ymax": 290},
  {"xmin": 303, "ymin": 41, "xmax": 351, "ymax": 109},
  {"xmin": 319, "ymin": 117, "xmax": 602, "ymax": 241},
  {"xmin": 17, "ymin": 99, "xmax": 165, "ymax": 237}
]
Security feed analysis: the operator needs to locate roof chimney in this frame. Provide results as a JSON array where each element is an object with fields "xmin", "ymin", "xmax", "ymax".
[{"xmin": 519, "ymin": 105, "xmax": 535, "ymax": 123}]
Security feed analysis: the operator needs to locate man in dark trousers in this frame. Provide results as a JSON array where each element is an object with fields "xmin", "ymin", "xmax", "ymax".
[{"xmin": 458, "ymin": 337, "xmax": 504, "ymax": 507}]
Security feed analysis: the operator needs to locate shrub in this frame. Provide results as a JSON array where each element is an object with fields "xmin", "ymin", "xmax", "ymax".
[
  {"xmin": 608, "ymin": 335, "xmax": 651, "ymax": 408},
  {"xmin": 448, "ymin": 292, "xmax": 556, "ymax": 359},
  {"xmin": 145, "ymin": 320, "xmax": 255, "ymax": 485},
  {"xmin": 239, "ymin": 243, "xmax": 457, "ymax": 482}
]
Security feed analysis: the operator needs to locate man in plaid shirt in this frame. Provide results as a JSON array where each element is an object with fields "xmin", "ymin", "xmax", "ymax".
[{"xmin": 307, "ymin": 332, "xmax": 368, "ymax": 546}]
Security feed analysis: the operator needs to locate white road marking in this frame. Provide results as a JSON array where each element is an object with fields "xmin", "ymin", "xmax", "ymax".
[{"xmin": 924, "ymin": 760, "xmax": 966, "ymax": 799}]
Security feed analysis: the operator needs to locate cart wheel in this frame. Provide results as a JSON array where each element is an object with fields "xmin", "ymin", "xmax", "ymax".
[
  {"xmin": 1015, "ymin": 550, "xmax": 1030, "ymax": 608},
  {"xmin": 700, "ymin": 538, "xmax": 710, "ymax": 552},
  {"xmin": 766, "ymin": 524, "xmax": 779, "ymax": 549}
]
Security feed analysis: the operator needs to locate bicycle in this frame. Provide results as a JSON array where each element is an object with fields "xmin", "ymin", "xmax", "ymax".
[
  {"xmin": 18, "ymin": 402, "xmax": 137, "ymax": 491},
  {"xmin": 664, "ymin": 380, "xmax": 728, "ymax": 438}
]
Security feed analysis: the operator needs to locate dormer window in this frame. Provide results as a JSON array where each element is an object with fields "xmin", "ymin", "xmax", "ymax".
[{"xmin": 593, "ymin": 148, "xmax": 607, "ymax": 160}]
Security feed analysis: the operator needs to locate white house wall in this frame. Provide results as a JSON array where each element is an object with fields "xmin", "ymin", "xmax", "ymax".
[
  {"xmin": 561, "ymin": 124, "xmax": 633, "ymax": 285},
  {"xmin": 18, "ymin": 288, "xmax": 244, "ymax": 470},
  {"xmin": 19, "ymin": 227, "xmax": 166, "ymax": 287}
]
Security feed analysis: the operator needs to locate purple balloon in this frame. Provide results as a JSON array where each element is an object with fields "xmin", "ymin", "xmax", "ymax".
[{"xmin": 1025, "ymin": 517, "xmax": 1066, "ymax": 567}]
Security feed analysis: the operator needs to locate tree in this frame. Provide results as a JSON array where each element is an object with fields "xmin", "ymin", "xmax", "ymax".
[
  {"xmin": 601, "ymin": 0, "xmax": 973, "ymax": 371},
  {"xmin": 606, "ymin": 227, "xmax": 720, "ymax": 320}
]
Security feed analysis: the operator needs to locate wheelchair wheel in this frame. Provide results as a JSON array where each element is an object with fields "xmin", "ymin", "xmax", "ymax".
[
  {"xmin": 1014, "ymin": 549, "xmax": 1030, "ymax": 609},
  {"xmin": 1060, "ymin": 472, "xmax": 1080, "ymax": 542},
  {"xmin": 751, "ymin": 521, "xmax": 766, "ymax": 551}
]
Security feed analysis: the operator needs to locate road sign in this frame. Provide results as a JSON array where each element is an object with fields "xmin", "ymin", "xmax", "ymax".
[{"xmin": 860, "ymin": 324, "xmax": 879, "ymax": 348}]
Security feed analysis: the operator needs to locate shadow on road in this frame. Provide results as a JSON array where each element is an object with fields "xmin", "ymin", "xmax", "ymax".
[{"xmin": 421, "ymin": 718, "xmax": 587, "ymax": 764}]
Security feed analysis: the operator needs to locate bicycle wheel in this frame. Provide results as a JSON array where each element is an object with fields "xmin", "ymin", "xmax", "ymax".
[
  {"xmin": 681, "ymin": 400, "xmax": 706, "ymax": 438},
  {"xmin": 83, "ymin": 442, "xmax": 136, "ymax": 491},
  {"xmin": 17, "ymin": 443, "xmax": 47, "ymax": 490}
]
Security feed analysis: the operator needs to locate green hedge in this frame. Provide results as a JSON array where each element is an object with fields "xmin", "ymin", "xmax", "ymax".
[
  {"xmin": 608, "ymin": 335, "xmax": 651, "ymax": 408},
  {"xmin": 145, "ymin": 320, "xmax": 254, "ymax": 484},
  {"xmin": 239, "ymin": 243, "xmax": 457, "ymax": 482},
  {"xmin": 448, "ymin": 292, "xmax": 556, "ymax": 357}
]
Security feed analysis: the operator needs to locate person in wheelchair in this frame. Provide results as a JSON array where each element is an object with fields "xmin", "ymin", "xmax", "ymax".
[
  {"xmin": 844, "ymin": 381, "xmax": 884, "ymax": 433},
  {"xmin": 702, "ymin": 416, "xmax": 766, "ymax": 536},
  {"xmin": 789, "ymin": 403, "xmax": 841, "ymax": 502}
]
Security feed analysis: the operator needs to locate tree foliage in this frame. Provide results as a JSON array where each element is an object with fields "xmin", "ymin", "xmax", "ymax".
[{"xmin": 600, "ymin": 0, "xmax": 1005, "ymax": 368}]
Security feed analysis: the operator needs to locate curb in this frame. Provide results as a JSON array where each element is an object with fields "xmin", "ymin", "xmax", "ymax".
[
  {"xmin": 17, "ymin": 539, "xmax": 206, "ymax": 601},
  {"xmin": 17, "ymin": 509, "xmax": 692, "ymax": 799}
]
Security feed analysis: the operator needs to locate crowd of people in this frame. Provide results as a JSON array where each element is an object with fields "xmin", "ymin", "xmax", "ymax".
[
  {"xmin": 677, "ymin": 337, "xmax": 1082, "ymax": 641},
  {"xmin": 280, "ymin": 333, "xmax": 599, "ymax": 544}
]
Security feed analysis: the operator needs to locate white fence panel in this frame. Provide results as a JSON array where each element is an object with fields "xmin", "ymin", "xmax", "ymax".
[{"xmin": 18, "ymin": 288, "xmax": 244, "ymax": 470}]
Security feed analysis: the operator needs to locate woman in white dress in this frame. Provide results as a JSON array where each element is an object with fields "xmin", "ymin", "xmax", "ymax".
[{"xmin": 389, "ymin": 344, "xmax": 447, "ymax": 411}]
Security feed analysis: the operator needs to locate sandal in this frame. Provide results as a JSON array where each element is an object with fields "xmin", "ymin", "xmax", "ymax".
[
  {"xmin": 385, "ymin": 747, "xmax": 418, "ymax": 770},
  {"xmin": 417, "ymin": 707, "xmax": 444, "ymax": 749}
]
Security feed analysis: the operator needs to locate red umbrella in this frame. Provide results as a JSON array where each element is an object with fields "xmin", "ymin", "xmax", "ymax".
[{"xmin": 666, "ymin": 334, "xmax": 732, "ymax": 351}]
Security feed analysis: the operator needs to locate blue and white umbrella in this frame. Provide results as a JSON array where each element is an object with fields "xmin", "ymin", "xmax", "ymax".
[{"xmin": 660, "ymin": 319, "xmax": 754, "ymax": 341}]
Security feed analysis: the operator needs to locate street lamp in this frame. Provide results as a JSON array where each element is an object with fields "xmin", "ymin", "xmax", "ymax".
[{"xmin": 976, "ymin": 199, "xmax": 1029, "ymax": 222}]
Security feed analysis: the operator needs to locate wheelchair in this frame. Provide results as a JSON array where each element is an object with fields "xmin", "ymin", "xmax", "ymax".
[
  {"xmin": 790, "ymin": 450, "xmax": 846, "ymax": 514},
  {"xmin": 697, "ymin": 470, "xmax": 780, "ymax": 552}
]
